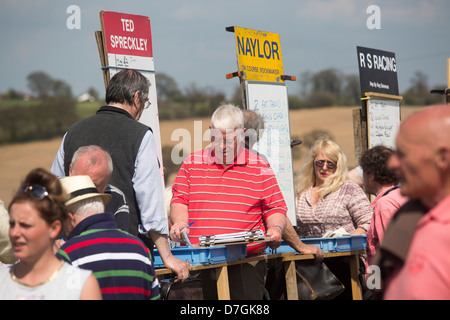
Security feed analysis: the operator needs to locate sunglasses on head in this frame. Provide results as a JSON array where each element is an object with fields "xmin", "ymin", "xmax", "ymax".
[
  {"xmin": 315, "ymin": 160, "xmax": 337, "ymax": 170},
  {"xmin": 20, "ymin": 185, "xmax": 52, "ymax": 201}
]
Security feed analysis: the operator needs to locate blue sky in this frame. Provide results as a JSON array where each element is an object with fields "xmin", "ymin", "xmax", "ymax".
[{"xmin": 1, "ymin": 0, "xmax": 449, "ymax": 100}]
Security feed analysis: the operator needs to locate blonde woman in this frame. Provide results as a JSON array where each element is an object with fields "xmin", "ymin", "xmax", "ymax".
[{"xmin": 295, "ymin": 138, "xmax": 372, "ymax": 238}]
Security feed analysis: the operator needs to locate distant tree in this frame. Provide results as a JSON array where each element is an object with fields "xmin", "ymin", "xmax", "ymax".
[
  {"xmin": 27, "ymin": 71, "xmax": 74, "ymax": 99},
  {"xmin": 310, "ymin": 68, "xmax": 342, "ymax": 97},
  {"xmin": 184, "ymin": 83, "xmax": 206, "ymax": 115},
  {"xmin": 203, "ymin": 86, "xmax": 226, "ymax": 113},
  {"xmin": 53, "ymin": 80, "xmax": 73, "ymax": 98},
  {"xmin": 156, "ymin": 73, "xmax": 182, "ymax": 101},
  {"xmin": 341, "ymin": 74, "xmax": 360, "ymax": 105},
  {"xmin": 403, "ymin": 71, "xmax": 443, "ymax": 105},
  {"xmin": 87, "ymin": 87, "xmax": 100, "ymax": 101},
  {"xmin": 299, "ymin": 70, "xmax": 313, "ymax": 98},
  {"xmin": 3, "ymin": 88, "xmax": 22, "ymax": 100},
  {"xmin": 298, "ymin": 69, "xmax": 361, "ymax": 108},
  {"xmin": 230, "ymin": 86, "xmax": 243, "ymax": 107},
  {"xmin": 305, "ymin": 90, "xmax": 335, "ymax": 108},
  {"xmin": 27, "ymin": 71, "xmax": 54, "ymax": 98}
]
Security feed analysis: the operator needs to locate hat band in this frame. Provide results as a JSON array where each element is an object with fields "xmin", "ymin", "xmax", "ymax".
[{"xmin": 69, "ymin": 187, "xmax": 99, "ymax": 200}]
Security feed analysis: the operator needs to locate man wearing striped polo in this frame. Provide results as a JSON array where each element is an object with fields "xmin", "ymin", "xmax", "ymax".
[
  {"xmin": 170, "ymin": 104, "xmax": 287, "ymax": 300},
  {"xmin": 57, "ymin": 175, "xmax": 160, "ymax": 300}
]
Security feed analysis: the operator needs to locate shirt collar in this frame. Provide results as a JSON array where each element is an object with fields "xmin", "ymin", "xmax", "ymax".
[
  {"xmin": 205, "ymin": 145, "xmax": 247, "ymax": 167},
  {"xmin": 419, "ymin": 194, "xmax": 450, "ymax": 226},
  {"xmin": 97, "ymin": 105, "xmax": 134, "ymax": 120},
  {"xmin": 371, "ymin": 185, "xmax": 397, "ymax": 207},
  {"xmin": 66, "ymin": 213, "xmax": 117, "ymax": 240}
]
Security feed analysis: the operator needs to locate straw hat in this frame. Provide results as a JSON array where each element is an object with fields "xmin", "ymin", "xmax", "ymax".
[{"xmin": 60, "ymin": 175, "xmax": 111, "ymax": 206}]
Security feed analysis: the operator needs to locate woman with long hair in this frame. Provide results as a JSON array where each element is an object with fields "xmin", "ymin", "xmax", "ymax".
[{"xmin": 296, "ymin": 137, "xmax": 372, "ymax": 237}]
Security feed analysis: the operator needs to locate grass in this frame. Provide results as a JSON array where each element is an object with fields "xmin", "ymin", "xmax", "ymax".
[{"xmin": 76, "ymin": 101, "xmax": 103, "ymax": 118}]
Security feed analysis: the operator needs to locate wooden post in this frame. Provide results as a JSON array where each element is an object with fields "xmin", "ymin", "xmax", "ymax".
[
  {"xmin": 352, "ymin": 107, "xmax": 367, "ymax": 165},
  {"xmin": 284, "ymin": 260, "xmax": 298, "ymax": 300},
  {"xmin": 215, "ymin": 266, "xmax": 231, "ymax": 300},
  {"xmin": 349, "ymin": 254, "xmax": 363, "ymax": 300},
  {"xmin": 94, "ymin": 30, "xmax": 109, "ymax": 90}
]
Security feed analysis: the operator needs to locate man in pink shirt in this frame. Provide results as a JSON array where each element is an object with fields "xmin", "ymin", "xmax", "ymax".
[
  {"xmin": 359, "ymin": 146, "xmax": 408, "ymax": 266},
  {"xmin": 384, "ymin": 105, "xmax": 450, "ymax": 300}
]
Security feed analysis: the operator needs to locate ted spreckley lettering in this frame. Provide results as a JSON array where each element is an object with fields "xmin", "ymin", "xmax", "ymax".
[
  {"xmin": 180, "ymin": 304, "xmax": 270, "ymax": 317},
  {"xmin": 109, "ymin": 18, "xmax": 148, "ymax": 52}
]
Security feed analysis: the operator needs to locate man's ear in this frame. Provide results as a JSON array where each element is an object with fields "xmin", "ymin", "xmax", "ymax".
[
  {"xmin": 436, "ymin": 146, "xmax": 450, "ymax": 170},
  {"xmin": 133, "ymin": 91, "xmax": 141, "ymax": 107}
]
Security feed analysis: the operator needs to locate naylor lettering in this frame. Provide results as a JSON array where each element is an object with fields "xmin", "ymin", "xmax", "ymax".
[
  {"xmin": 237, "ymin": 36, "xmax": 280, "ymax": 60},
  {"xmin": 359, "ymin": 53, "xmax": 396, "ymax": 72}
]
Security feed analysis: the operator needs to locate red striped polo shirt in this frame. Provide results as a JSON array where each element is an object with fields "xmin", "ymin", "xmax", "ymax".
[{"xmin": 171, "ymin": 146, "xmax": 287, "ymax": 256}]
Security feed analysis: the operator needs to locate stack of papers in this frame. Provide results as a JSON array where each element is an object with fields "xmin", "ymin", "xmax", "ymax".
[{"xmin": 199, "ymin": 230, "xmax": 269, "ymax": 247}]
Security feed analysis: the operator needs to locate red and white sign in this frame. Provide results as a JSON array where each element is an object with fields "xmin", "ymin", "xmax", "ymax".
[{"xmin": 101, "ymin": 11, "xmax": 153, "ymax": 58}]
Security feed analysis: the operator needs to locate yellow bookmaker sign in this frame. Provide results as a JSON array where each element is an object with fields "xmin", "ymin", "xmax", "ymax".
[{"xmin": 233, "ymin": 26, "xmax": 284, "ymax": 82}]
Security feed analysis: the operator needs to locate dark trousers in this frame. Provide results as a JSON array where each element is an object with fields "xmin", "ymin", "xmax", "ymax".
[{"xmin": 193, "ymin": 260, "xmax": 267, "ymax": 300}]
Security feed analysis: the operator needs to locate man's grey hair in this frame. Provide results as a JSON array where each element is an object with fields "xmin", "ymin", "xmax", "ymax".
[
  {"xmin": 243, "ymin": 109, "xmax": 265, "ymax": 148},
  {"xmin": 211, "ymin": 104, "xmax": 244, "ymax": 130},
  {"xmin": 66, "ymin": 197, "xmax": 105, "ymax": 218},
  {"xmin": 105, "ymin": 69, "xmax": 150, "ymax": 106}
]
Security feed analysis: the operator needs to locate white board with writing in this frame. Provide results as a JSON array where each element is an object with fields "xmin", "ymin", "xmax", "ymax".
[
  {"xmin": 245, "ymin": 81, "xmax": 296, "ymax": 226},
  {"xmin": 367, "ymin": 99, "xmax": 400, "ymax": 149}
]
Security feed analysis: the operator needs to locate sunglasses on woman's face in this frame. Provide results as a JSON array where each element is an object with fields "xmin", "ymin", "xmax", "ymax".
[
  {"xmin": 315, "ymin": 160, "xmax": 337, "ymax": 170},
  {"xmin": 19, "ymin": 185, "xmax": 52, "ymax": 201}
]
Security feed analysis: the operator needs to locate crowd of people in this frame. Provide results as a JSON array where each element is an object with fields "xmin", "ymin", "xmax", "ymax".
[{"xmin": 1, "ymin": 69, "xmax": 449, "ymax": 300}]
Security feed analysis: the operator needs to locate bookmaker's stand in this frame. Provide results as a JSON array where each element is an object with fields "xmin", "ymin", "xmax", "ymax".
[{"xmin": 155, "ymin": 249, "xmax": 364, "ymax": 300}]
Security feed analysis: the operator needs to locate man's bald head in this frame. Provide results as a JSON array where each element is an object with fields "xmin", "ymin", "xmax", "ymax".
[
  {"xmin": 69, "ymin": 145, "xmax": 113, "ymax": 193},
  {"xmin": 389, "ymin": 105, "xmax": 450, "ymax": 208}
]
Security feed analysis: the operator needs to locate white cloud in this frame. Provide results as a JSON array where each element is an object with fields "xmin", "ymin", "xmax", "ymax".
[
  {"xmin": 382, "ymin": 0, "xmax": 447, "ymax": 26},
  {"xmin": 296, "ymin": 0, "xmax": 360, "ymax": 23},
  {"xmin": 170, "ymin": 3, "xmax": 214, "ymax": 21},
  {"xmin": 2, "ymin": 0, "xmax": 51, "ymax": 10}
]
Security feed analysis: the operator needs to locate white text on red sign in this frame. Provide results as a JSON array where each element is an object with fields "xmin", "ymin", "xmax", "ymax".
[
  {"xmin": 121, "ymin": 18, "xmax": 134, "ymax": 32},
  {"xmin": 110, "ymin": 18, "xmax": 148, "ymax": 52}
]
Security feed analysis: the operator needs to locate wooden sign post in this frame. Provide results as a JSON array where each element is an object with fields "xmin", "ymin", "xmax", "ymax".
[
  {"xmin": 354, "ymin": 46, "xmax": 402, "ymax": 162},
  {"xmin": 226, "ymin": 26, "xmax": 297, "ymax": 226}
]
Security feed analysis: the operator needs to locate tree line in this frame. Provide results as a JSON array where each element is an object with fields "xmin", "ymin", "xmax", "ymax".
[
  {"xmin": 156, "ymin": 68, "xmax": 444, "ymax": 117},
  {"xmin": 0, "ymin": 69, "xmax": 444, "ymax": 145}
]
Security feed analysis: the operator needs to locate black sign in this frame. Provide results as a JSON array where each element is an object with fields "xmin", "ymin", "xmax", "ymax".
[{"xmin": 356, "ymin": 46, "xmax": 399, "ymax": 96}]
